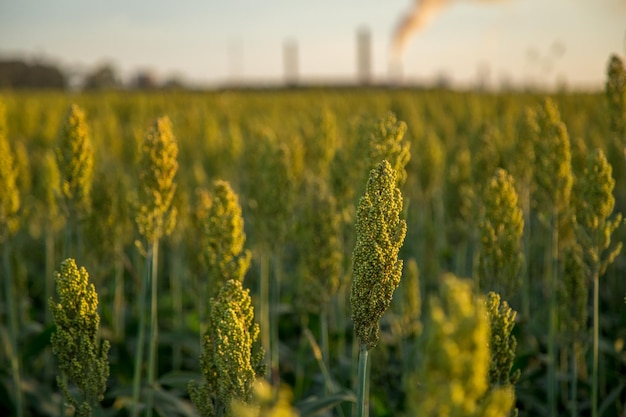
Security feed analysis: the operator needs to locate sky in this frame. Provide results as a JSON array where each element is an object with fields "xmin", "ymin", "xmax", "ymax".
[{"xmin": 0, "ymin": 0, "xmax": 625, "ymax": 90}]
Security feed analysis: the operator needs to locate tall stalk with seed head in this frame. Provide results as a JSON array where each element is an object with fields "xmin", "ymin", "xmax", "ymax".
[
  {"xmin": 476, "ymin": 168, "xmax": 524, "ymax": 299},
  {"xmin": 195, "ymin": 180, "xmax": 251, "ymax": 329},
  {"xmin": 531, "ymin": 98, "xmax": 573, "ymax": 417},
  {"xmin": 189, "ymin": 279, "xmax": 265, "ymax": 417},
  {"xmin": 605, "ymin": 55, "xmax": 626, "ymax": 141},
  {"xmin": 572, "ymin": 149, "xmax": 622, "ymax": 417},
  {"xmin": 49, "ymin": 259, "xmax": 110, "ymax": 417},
  {"xmin": 0, "ymin": 97, "xmax": 23, "ymax": 417},
  {"xmin": 132, "ymin": 116, "xmax": 178, "ymax": 417},
  {"xmin": 351, "ymin": 160, "xmax": 407, "ymax": 417},
  {"xmin": 407, "ymin": 275, "xmax": 515, "ymax": 417},
  {"xmin": 56, "ymin": 104, "xmax": 94, "ymax": 260}
]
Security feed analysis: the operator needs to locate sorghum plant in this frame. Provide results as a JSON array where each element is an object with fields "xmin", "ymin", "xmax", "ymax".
[
  {"xmin": 196, "ymin": 180, "xmax": 251, "ymax": 292},
  {"xmin": 49, "ymin": 258, "xmax": 110, "ymax": 417},
  {"xmin": 572, "ymin": 149, "xmax": 622, "ymax": 417},
  {"xmin": 530, "ymin": 98, "xmax": 573, "ymax": 417},
  {"xmin": 476, "ymin": 168, "xmax": 524, "ymax": 299},
  {"xmin": 485, "ymin": 292, "xmax": 520, "ymax": 392},
  {"xmin": 365, "ymin": 112, "xmax": 410, "ymax": 187},
  {"xmin": 132, "ymin": 116, "xmax": 179, "ymax": 417},
  {"xmin": 189, "ymin": 279, "xmax": 265, "ymax": 417},
  {"xmin": 351, "ymin": 160, "xmax": 407, "ymax": 417},
  {"xmin": 0, "ymin": 97, "xmax": 23, "ymax": 417},
  {"xmin": 605, "ymin": 54, "xmax": 625, "ymax": 140},
  {"xmin": 56, "ymin": 104, "xmax": 94, "ymax": 258},
  {"xmin": 407, "ymin": 275, "xmax": 515, "ymax": 417}
]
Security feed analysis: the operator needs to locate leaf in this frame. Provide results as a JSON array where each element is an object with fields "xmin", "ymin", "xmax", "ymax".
[
  {"xmin": 598, "ymin": 382, "xmax": 625, "ymax": 416},
  {"xmin": 297, "ymin": 391, "xmax": 356, "ymax": 417}
]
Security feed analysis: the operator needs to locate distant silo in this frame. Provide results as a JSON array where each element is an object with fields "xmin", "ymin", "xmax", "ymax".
[
  {"xmin": 357, "ymin": 27, "xmax": 372, "ymax": 85},
  {"xmin": 284, "ymin": 39, "xmax": 298, "ymax": 87}
]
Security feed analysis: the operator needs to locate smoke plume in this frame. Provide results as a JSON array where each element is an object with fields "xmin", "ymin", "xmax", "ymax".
[{"xmin": 391, "ymin": 0, "xmax": 504, "ymax": 61}]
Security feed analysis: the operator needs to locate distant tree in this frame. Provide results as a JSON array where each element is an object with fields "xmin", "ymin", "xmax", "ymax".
[
  {"xmin": 83, "ymin": 63, "xmax": 120, "ymax": 90},
  {"xmin": 0, "ymin": 60, "xmax": 66, "ymax": 89}
]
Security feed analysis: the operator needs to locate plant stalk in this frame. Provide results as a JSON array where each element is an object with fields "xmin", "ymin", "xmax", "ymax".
[
  {"xmin": 355, "ymin": 345, "xmax": 370, "ymax": 417},
  {"xmin": 147, "ymin": 239, "xmax": 160, "ymax": 417}
]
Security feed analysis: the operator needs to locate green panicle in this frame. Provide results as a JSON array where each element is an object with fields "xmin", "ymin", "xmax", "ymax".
[
  {"xmin": 446, "ymin": 146, "xmax": 474, "ymax": 242},
  {"xmin": 417, "ymin": 130, "xmax": 445, "ymax": 198},
  {"xmin": 574, "ymin": 149, "xmax": 623, "ymax": 276},
  {"xmin": 351, "ymin": 160, "xmax": 407, "ymax": 350},
  {"xmin": 39, "ymin": 151, "xmax": 62, "ymax": 224},
  {"xmin": 531, "ymin": 98, "xmax": 573, "ymax": 226},
  {"xmin": 477, "ymin": 168, "xmax": 524, "ymax": 298},
  {"xmin": 0, "ymin": 99, "xmax": 20, "ymax": 240},
  {"xmin": 49, "ymin": 258, "xmax": 110, "ymax": 417},
  {"xmin": 195, "ymin": 180, "xmax": 251, "ymax": 292},
  {"xmin": 135, "ymin": 116, "xmax": 179, "ymax": 245},
  {"xmin": 366, "ymin": 112, "xmax": 411, "ymax": 187},
  {"xmin": 472, "ymin": 123, "xmax": 502, "ymax": 199},
  {"xmin": 407, "ymin": 275, "xmax": 515, "ymax": 417},
  {"xmin": 605, "ymin": 54, "xmax": 626, "ymax": 138},
  {"xmin": 57, "ymin": 104, "xmax": 94, "ymax": 218},
  {"xmin": 560, "ymin": 244, "xmax": 587, "ymax": 337},
  {"xmin": 295, "ymin": 175, "xmax": 343, "ymax": 314},
  {"xmin": 485, "ymin": 292, "xmax": 520, "ymax": 388},
  {"xmin": 189, "ymin": 279, "xmax": 265, "ymax": 417}
]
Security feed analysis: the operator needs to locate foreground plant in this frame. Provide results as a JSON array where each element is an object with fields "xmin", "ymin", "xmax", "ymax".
[
  {"xmin": 132, "ymin": 116, "xmax": 179, "ymax": 417},
  {"xmin": 407, "ymin": 275, "xmax": 515, "ymax": 417},
  {"xmin": 572, "ymin": 149, "xmax": 622, "ymax": 417},
  {"xmin": 351, "ymin": 160, "xmax": 407, "ymax": 417},
  {"xmin": 189, "ymin": 279, "xmax": 265, "ymax": 417},
  {"xmin": 0, "ymin": 97, "xmax": 23, "ymax": 417},
  {"xmin": 49, "ymin": 258, "xmax": 110, "ymax": 417}
]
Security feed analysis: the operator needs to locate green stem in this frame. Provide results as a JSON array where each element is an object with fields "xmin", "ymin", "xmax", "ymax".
[
  {"xmin": 270, "ymin": 252, "xmax": 281, "ymax": 391},
  {"xmin": 3, "ymin": 239, "xmax": 23, "ymax": 417},
  {"xmin": 521, "ymin": 189, "xmax": 531, "ymax": 320},
  {"xmin": 592, "ymin": 274, "xmax": 599, "ymax": 417},
  {"xmin": 570, "ymin": 342, "xmax": 579, "ymax": 417},
  {"xmin": 355, "ymin": 345, "xmax": 370, "ymax": 417},
  {"xmin": 44, "ymin": 222, "xmax": 55, "ymax": 382},
  {"xmin": 259, "ymin": 251, "xmax": 270, "ymax": 376},
  {"xmin": 170, "ymin": 246, "xmax": 183, "ymax": 371},
  {"xmin": 132, "ymin": 247, "xmax": 151, "ymax": 417},
  {"xmin": 547, "ymin": 209, "xmax": 559, "ymax": 417},
  {"xmin": 147, "ymin": 239, "xmax": 160, "ymax": 417},
  {"xmin": 113, "ymin": 240, "xmax": 125, "ymax": 341}
]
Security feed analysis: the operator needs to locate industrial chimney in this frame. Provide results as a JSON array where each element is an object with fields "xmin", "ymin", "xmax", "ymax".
[
  {"xmin": 284, "ymin": 39, "xmax": 298, "ymax": 87},
  {"xmin": 357, "ymin": 27, "xmax": 372, "ymax": 85}
]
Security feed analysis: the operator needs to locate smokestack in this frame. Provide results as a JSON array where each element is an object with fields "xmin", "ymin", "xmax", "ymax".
[
  {"xmin": 357, "ymin": 27, "xmax": 372, "ymax": 85},
  {"xmin": 284, "ymin": 39, "xmax": 298, "ymax": 87}
]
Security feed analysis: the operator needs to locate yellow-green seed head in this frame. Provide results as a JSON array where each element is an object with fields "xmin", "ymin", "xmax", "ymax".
[
  {"xmin": 195, "ymin": 180, "xmax": 251, "ymax": 292},
  {"xmin": 189, "ymin": 279, "xmax": 265, "ymax": 417},
  {"xmin": 605, "ymin": 54, "xmax": 626, "ymax": 138},
  {"xmin": 485, "ymin": 292, "xmax": 520, "ymax": 388},
  {"xmin": 531, "ymin": 98, "xmax": 573, "ymax": 221},
  {"xmin": 49, "ymin": 258, "xmax": 110, "ymax": 416},
  {"xmin": 573, "ymin": 148, "xmax": 623, "ymax": 276},
  {"xmin": 57, "ymin": 104, "xmax": 94, "ymax": 217},
  {"xmin": 351, "ymin": 160, "xmax": 407, "ymax": 350},
  {"xmin": 366, "ymin": 112, "xmax": 410, "ymax": 187},
  {"xmin": 0, "ymin": 99, "xmax": 20, "ymax": 239},
  {"xmin": 295, "ymin": 175, "xmax": 343, "ymax": 314},
  {"xmin": 477, "ymin": 168, "xmax": 524, "ymax": 298},
  {"xmin": 135, "ymin": 116, "xmax": 179, "ymax": 244},
  {"xmin": 407, "ymin": 275, "xmax": 515, "ymax": 417}
]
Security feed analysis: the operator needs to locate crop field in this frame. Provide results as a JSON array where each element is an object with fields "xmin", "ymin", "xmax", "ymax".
[{"xmin": 1, "ymin": 56, "xmax": 626, "ymax": 417}]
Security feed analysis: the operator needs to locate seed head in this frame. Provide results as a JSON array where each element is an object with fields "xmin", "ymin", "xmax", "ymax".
[{"xmin": 351, "ymin": 160, "xmax": 407, "ymax": 350}]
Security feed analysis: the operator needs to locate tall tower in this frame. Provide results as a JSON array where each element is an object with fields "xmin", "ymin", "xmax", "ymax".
[
  {"xmin": 357, "ymin": 27, "xmax": 372, "ymax": 85},
  {"xmin": 284, "ymin": 39, "xmax": 298, "ymax": 87}
]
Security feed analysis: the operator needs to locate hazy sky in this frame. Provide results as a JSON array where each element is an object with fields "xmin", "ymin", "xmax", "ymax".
[{"xmin": 0, "ymin": 0, "xmax": 624, "ymax": 89}]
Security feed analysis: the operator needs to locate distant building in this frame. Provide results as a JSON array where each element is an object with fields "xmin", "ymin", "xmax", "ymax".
[
  {"xmin": 284, "ymin": 40, "xmax": 298, "ymax": 87},
  {"xmin": 357, "ymin": 28, "xmax": 372, "ymax": 85}
]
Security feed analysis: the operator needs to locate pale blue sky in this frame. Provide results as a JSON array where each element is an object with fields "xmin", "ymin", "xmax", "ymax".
[{"xmin": 0, "ymin": 0, "xmax": 624, "ymax": 89}]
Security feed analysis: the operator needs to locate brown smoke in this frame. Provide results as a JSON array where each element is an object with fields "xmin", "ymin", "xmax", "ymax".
[{"xmin": 391, "ymin": 0, "xmax": 504, "ymax": 61}]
